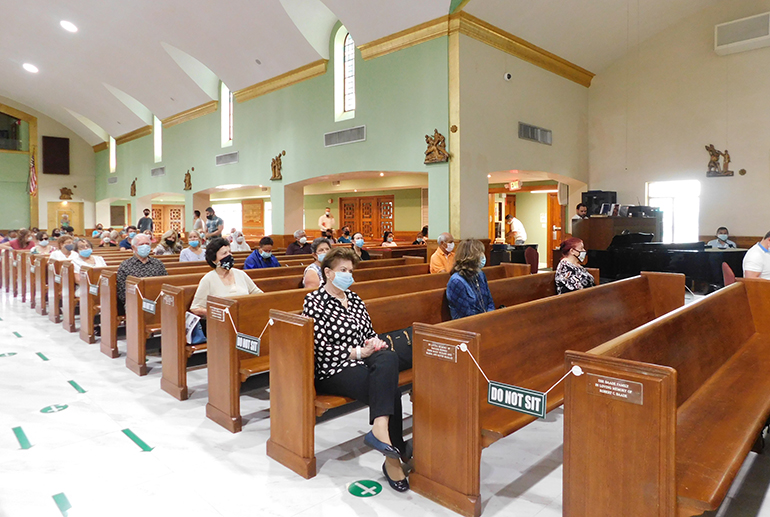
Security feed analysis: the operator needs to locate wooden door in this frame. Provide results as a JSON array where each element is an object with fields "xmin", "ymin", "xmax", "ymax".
[
  {"xmin": 360, "ymin": 198, "xmax": 376, "ymax": 239},
  {"xmin": 377, "ymin": 197, "xmax": 394, "ymax": 236},
  {"xmin": 242, "ymin": 199, "xmax": 264, "ymax": 237},
  {"xmin": 337, "ymin": 195, "xmax": 395, "ymax": 240},
  {"xmin": 151, "ymin": 205, "xmax": 185, "ymax": 236},
  {"xmin": 547, "ymin": 193, "xmax": 564, "ymax": 268},
  {"xmin": 488, "ymin": 194, "xmax": 495, "ymax": 240},
  {"xmin": 506, "ymin": 195, "xmax": 516, "ymax": 219},
  {"xmin": 151, "ymin": 207, "xmax": 164, "ymax": 236},
  {"xmin": 340, "ymin": 198, "xmax": 359, "ymax": 234}
]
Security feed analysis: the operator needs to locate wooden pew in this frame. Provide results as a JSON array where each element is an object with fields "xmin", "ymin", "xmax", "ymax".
[
  {"xmin": 264, "ymin": 268, "xmax": 598, "ymax": 479},
  {"xmin": 25, "ymin": 252, "xmax": 39, "ymax": 309},
  {"xmin": 407, "ymin": 272, "xmax": 684, "ymax": 517},
  {"xmin": 60, "ymin": 261, "xmax": 79, "ymax": 332},
  {"xmin": 77, "ymin": 265, "xmax": 108, "ymax": 343},
  {"xmin": 47, "ymin": 260, "xmax": 66, "ymax": 324},
  {"xmin": 562, "ymin": 278, "xmax": 770, "ymax": 517},
  {"xmin": 34, "ymin": 255, "xmax": 49, "ymax": 316},
  {"xmin": 203, "ymin": 264, "xmax": 530, "ymax": 432}
]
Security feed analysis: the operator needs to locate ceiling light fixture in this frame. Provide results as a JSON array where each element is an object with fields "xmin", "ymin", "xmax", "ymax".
[
  {"xmin": 487, "ymin": 174, "xmax": 492, "ymax": 178},
  {"xmin": 217, "ymin": 184, "xmax": 243, "ymax": 190},
  {"xmin": 60, "ymin": 20, "xmax": 78, "ymax": 33},
  {"xmin": 379, "ymin": 172, "xmax": 384, "ymax": 177},
  {"xmin": 255, "ymin": 59, "xmax": 262, "ymax": 65},
  {"xmin": 23, "ymin": 63, "xmax": 39, "ymax": 73},
  {"xmin": 533, "ymin": 189, "xmax": 559, "ymax": 194}
]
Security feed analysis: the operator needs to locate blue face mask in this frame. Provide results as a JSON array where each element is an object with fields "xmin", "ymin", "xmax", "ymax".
[
  {"xmin": 189, "ymin": 240, "xmax": 199, "ymax": 248},
  {"xmin": 332, "ymin": 270, "xmax": 354, "ymax": 291},
  {"xmin": 480, "ymin": 255, "xmax": 486, "ymax": 268},
  {"xmin": 718, "ymin": 234, "xmax": 728, "ymax": 241},
  {"xmin": 79, "ymin": 249, "xmax": 93, "ymax": 259},
  {"xmin": 137, "ymin": 244, "xmax": 151, "ymax": 258},
  {"xmin": 355, "ymin": 239, "xmax": 364, "ymax": 248},
  {"xmin": 317, "ymin": 252, "xmax": 326, "ymax": 263},
  {"xmin": 92, "ymin": 230, "xmax": 100, "ymax": 237},
  {"xmin": 39, "ymin": 240, "xmax": 49, "ymax": 247},
  {"xmin": 128, "ymin": 232, "xmax": 136, "ymax": 239},
  {"xmin": 260, "ymin": 251, "xmax": 272, "ymax": 259}
]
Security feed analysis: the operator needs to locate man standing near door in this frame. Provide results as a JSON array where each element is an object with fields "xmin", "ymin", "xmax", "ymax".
[
  {"xmin": 137, "ymin": 209, "xmax": 154, "ymax": 233},
  {"xmin": 204, "ymin": 206, "xmax": 224, "ymax": 241},
  {"xmin": 318, "ymin": 207, "xmax": 335, "ymax": 233}
]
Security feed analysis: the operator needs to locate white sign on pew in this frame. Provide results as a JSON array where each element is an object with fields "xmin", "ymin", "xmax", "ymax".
[
  {"xmin": 142, "ymin": 299, "xmax": 156, "ymax": 314},
  {"xmin": 236, "ymin": 333, "xmax": 261, "ymax": 356},
  {"xmin": 89, "ymin": 284, "xmax": 99, "ymax": 296}
]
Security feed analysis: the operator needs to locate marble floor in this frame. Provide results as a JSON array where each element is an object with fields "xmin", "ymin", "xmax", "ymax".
[{"xmin": 1, "ymin": 289, "xmax": 769, "ymax": 517}]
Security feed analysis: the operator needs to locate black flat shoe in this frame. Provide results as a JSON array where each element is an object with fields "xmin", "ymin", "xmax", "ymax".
[
  {"xmin": 364, "ymin": 431, "xmax": 401, "ymax": 459},
  {"xmin": 400, "ymin": 439, "xmax": 413, "ymax": 463},
  {"xmin": 382, "ymin": 461, "xmax": 409, "ymax": 492}
]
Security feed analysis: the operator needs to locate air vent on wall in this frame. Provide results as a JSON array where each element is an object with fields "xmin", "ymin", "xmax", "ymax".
[
  {"xmin": 107, "ymin": 177, "xmax": 118, "ymax": 185},
  {"xmin": 331, "ymin": 181, "xmax": 341, "ymax": 186},
  {"xmin": 324, "ymin": 125, "xmax": 366, "ymax": 147},
  {"xmin": 716, "ymin": 12, "xmax": 770, "ymax": 56},
  {"xmin": 518, "ymin": 122, "xmax": 552, "ymax": 145},
  {"xmin": 151, "ymin": 166, "xmax": 165, "ymax": 177},
  {"xmin": 216, "ymin": 151, "xmax": 239, "ymax": 166}
]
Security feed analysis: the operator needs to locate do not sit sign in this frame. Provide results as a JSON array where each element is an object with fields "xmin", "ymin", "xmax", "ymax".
[{"xmin": 488, "ymin": 381, "xmax": 546, "ymax": 419}]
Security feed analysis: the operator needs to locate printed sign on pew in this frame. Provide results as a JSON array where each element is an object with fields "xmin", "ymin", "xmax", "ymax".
[
  {"xmin": 488, "ymin": 382, "xmax": 546, "ymax": 419},
  {"xmin": 236, "ymin": 333, "xmax": 261, "ymax": 356},
  {"xmin": 142, "ymin": 299, "xmax": 156, "ymax": 315}
]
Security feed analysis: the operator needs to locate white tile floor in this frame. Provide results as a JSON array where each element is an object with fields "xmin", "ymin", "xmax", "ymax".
[{"xmin": 1, "ymin": 289, "xmax": 769, "ymax": 517}]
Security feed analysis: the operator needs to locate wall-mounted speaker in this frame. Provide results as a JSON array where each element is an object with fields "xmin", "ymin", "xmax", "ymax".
[{"xmin": 42, "ymin": 136, "xmax": 70, "ymax": 175}]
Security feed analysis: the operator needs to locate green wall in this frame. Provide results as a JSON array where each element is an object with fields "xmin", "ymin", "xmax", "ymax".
[
  {"xmin": 304, "ymin": 188, "xmax": 423, "ymax": 231},
  {"xmin": 513, "ymin": 191, "xmax": 547, "ymax": 253},
  {"xmin": 0, "ymin": 152, "xmax": 31, "ymax": 228}
]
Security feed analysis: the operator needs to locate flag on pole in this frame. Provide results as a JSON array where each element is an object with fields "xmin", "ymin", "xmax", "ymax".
[{"xmin": 28, "ymin": 147, "xmax": 37, "ymax": 196}]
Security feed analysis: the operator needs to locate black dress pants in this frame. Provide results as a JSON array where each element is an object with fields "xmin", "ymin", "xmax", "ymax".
[{"xmin": 315, "ymin": 349, "xmax": 405, "ymax": 452}]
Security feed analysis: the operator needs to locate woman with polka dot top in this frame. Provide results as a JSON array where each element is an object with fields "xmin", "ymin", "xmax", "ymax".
[{"xmin": 301, "ymin": 247, "xmax": 409, "ymax": 492}]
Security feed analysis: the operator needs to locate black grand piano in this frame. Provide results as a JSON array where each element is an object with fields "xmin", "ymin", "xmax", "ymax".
[{"xmin": 587, "ymin": 233, "xmax": 747, "ymax": 292}]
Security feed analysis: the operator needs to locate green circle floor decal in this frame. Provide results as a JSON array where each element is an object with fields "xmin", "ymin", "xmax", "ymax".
[
  {"xmin": 0, "ymin": 353, "xmax": 17, "ymax": 357},
  {"xmin": 40, "ymin": 404, "xmax": 68, "ymax": 414},
  {"xmin": 348, "ymin": 480, "xmax": 383, "ymax": 497}
]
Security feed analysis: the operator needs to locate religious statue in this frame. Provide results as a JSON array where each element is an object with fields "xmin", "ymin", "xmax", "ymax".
[
  {"xmin": 183, "ymin": 168, "xmax": 193, "ymax": 191},
  {"xmin": 130, "ymin": 178, "xmax": 137, "ymax": 197},
  {"xmin": 59, "ymin": 187, "xmax": 74, "ymax": 200},
  {"xmin": 424, "ymin": 129, "xmax": 450, "ymax": 164},
  {"xmin": 705, "ymin": 144, "xmax": 734, "ymax": 177},
  {"xmin": 271, "ymin": 150, "xmax": 285, "ymax": 181}
]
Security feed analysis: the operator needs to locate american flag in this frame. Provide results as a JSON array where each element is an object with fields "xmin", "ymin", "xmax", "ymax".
[{"xmin": 28, "ymin": 147, "xmax": 37, "ymax": 196}]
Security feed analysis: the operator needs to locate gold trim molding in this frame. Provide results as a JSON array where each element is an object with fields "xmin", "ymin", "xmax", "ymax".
[
  {"xmin": 359, "ymin": 16, "xmax": 450, "ymax": 61},
  {"xmin": 92, "ymin": 142, "xmax": 109, "ymax": 153},
  {"xmin": 162, "ymin": 100, "xmax": 219, "ymax": 128},
  {"xmin": 234, "ymin": 60, "xmax": 328, "ymax": 103},
  {"xmin": 115, "ymin": 125, "xmax": 152, "ymax": 146},
  {"xmin": 0, "ymin": 149, "xmax": 30, "ymax": 155}
]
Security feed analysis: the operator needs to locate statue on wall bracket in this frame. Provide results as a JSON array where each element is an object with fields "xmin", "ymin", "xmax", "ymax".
[
  {"xmin": 705, "ymin": 144, "xmax": 734, "ymax": 177},
  {"xmin": 130, "ymin": 178, "xmax": 137, "ymax": 197},
  {"xmin": 59, "ymin": 186, "xmax": 75, "ymax": 200},
  {"xmin": 271, "ymin": 150, "xmax": 285, "ymax": 181},
  {"xmin": 424, "ymin": 129, "xmax": 450, "ymax": 164},
  {"xmin": 184, "ymin": 167, "xmax": 194, "ymax": 191}
]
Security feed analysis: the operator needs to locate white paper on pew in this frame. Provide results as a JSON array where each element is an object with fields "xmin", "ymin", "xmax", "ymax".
[{"xmin": 185, "ymin": 311, "xmax": 201, "ymax": 344}]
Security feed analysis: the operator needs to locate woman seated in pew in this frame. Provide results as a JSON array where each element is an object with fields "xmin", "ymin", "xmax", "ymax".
[
  {"xmin": 31, "ymin": 231, "xmax": 55, "ymax": 255},
  {"xmin": 302, "ymin": 237, "xmax": 332, "ymax": 289},
  {"xmin": 446, "ymin": 239, "xmax": 495, "ymax": 320},
  {"xmin": 154, "ymin": 229, "xmax": 182, "ymax": 256},
  {"xmin": 179, "ymin": 230, "xmax": 206, "ymax": 262},
  {"xmin": 351, "ymin": 232, "xmax": 371, "ymax": 261},
  {"xmin": 49, "ymin": 235, "xmax": 75, "ymax": 261},
  {"xmin": 98, "ymin": 231, "xmax": 117, "ymax": 247},
  {"xmin": 244, "ymin": 236, "xmax": 281, "ymax": 269},
  {"xmin": 189, "ymin": 238, "xmax": 262, "ymax": 317},
  {"xmin": 72, "ymin": 239, "xmax": 107, "ymax": 297},
  {"xmin": 302, "ymin": 247, "xmax": 410, "ymax": 492},
  {"xmin": 555, "ymin": 237, "xmax": 595, "ymax": 295},
  {"xmin": 229, "ymin": 231, "xmax": 251, "ymax": 252},
  {"xmin": 0, "ymin": 228, "xmax": 34, "ymax": 251},
  {"xmin": 381, "ymin": 231, "xmax": 397, "ymax": 247}
]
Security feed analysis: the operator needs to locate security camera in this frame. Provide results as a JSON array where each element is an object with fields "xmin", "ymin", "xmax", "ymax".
[{"xmin": 504, "ymin": 72, "xmax": 512, "ymax": 81}]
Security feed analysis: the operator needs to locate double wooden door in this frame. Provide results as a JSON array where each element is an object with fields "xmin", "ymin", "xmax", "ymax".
[
  {"xmin": 339, "ymin": 195, "xmax": 394, "ymax": 240},
  {"xmin": 151, "ymin": 205, "xmax": 185, "ymax": 236}
]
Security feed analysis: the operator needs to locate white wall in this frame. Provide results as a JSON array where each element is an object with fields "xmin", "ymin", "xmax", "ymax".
[{"xmin": 589, "ymin": 0, "xmax": 770, "ymax": 237}]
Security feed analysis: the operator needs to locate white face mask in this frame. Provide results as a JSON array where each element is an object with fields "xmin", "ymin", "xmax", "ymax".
[
  {"xmin": 236, "ymin": 236, "xmax": 245, "ymax": 243},
  {"xmin": 577, "ymin": 250, "xmax": 587, "ymax": 262},
  {"xmin": 445, "ymin": 242, "xmax": 455, "ymax": 253}
]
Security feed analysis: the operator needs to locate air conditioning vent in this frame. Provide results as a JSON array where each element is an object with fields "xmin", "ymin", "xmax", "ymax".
[
  {"xmin": 715, "ymin": 12, "xmax": 770, "ymax": 55},
  {"xmin": 150, "ymin": 166, "xmax": 165, "ymax": 177},
  {"xmin": 324, "ymin": 125, "xmax": 366, "ymax": 147},
  {"xmin": 518, "ymin": 122, "xmax": 552, "ymax": 145},
  {"xmin": 216, "ymin": 151, "xmax": 239, "ymax": 166},
  {"xmin": 331, "ymin": 181, "xmax": 341, "ymax": 186},
  {"xmin": 107, "ymin": 177, "xmax": 118, "ymax": 185}
]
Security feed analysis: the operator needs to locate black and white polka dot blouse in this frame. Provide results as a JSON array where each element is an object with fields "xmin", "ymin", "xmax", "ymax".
[{"xmin": 302, "ymin": 288, "xmax": 376, "ymax": 381}]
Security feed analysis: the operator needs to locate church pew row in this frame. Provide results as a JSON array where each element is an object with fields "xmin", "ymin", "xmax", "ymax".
[
  {"xmin": 97, "ymin": 257, "xmax": 422, "ymax": 359},
  {"xmin": 264, "ymin": 268, "xmax": 599, "ymax": 479},
  {"xmin": 203, "ymin": 263, "xmax": 533, "ymax": 433},
  {"xmin": 405, "ymin": 272, "xmax": 684, "ymax": 517},
  {"xmin": 124, "ymin": 260, "xmax": 428, "ymax": 376},
  {"xmin": 563, "ymin": 278, "xmax": 770, "ymax": 517},
  {"xmin": 34, "ymin": 255, "xmax": 49, "ymax": 316}
]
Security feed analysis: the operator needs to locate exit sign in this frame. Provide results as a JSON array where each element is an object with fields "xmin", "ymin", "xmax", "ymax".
[{"xmin": 508, "ymin": 180, "xmax": 521, "ymax": 191}]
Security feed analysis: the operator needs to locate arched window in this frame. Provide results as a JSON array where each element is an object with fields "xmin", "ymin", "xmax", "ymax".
[
  {"xmin": 334, "ymin": 26, "xmax": 355, "ymax": 121},
  {"xmin": 343, "ymin": 33, "xmax": 355, "ymax": 112}
]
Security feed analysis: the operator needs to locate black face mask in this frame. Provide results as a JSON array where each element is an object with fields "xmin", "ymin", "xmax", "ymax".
[
  {"xmin": 144, "ymin": 213, "xmax": 150, "ymax": 217},
  {"xmin": 165, "ymin": 239, "xmax": 175, "ymax": 247},
  {"xmin": 219, "ymin": 255, "xmax": 235, "ymax": 270},
  {"xmin": 344, "ymin": 231, "xmax": 350, "ymax": 236},
  {"xmin": 207, "ymin": 214, "xmax": 214, "ymax": 220}
]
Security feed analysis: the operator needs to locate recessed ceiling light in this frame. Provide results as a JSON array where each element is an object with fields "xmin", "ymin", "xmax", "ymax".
[
  {"xmin": 23, "ymin": 63, "xmax": 39, "ymax": 73},
  {"xmin": 60, "ymin": 20, "xmax": 78, "ymax": 33},
  {"xmin": 487, "ymin": 174, "xmax": 492, "ymax": 178},
  {"xmin": 354, "ymin": 189, "xmax": 358, "ymax": 192},
  {"xmin": 379, "ymin": 172, "xmax": 384, "ymax": 177},
  {"xmin": 255, "ymin": 59, "xmax": 262, "ymax": 65}
]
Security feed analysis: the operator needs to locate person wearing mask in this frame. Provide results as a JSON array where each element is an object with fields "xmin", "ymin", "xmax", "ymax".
[
  {"xmin": 51, "ymin": 229, "xmax": 62, "ymax": 240},
  {"xmin": 555, "ymin": 238, "xmax": 595, "ymax": 295},
  {"xmin": 412, "ymin": 233, "xmax": 426, "ymax": 245},
  {"xmin": 350, "ymin": 232, "xmax": 370, "ymax": 261},
  {"xmin": 381, "ymin": 231, "xmax": 397, "ymax": 247},
  {"xmin": 31, "ymin": 231, "xmax": 55, "ymax": 255},
  {"xmin": 154, "ymin": 229, "xmax": 182, "ymax": 255},
  {"xmin": 204, "ymin": 207, "xmax": 224, "ymax": 241},
  {"xmin": 318, "ymin": 207, "xmax": 335, "ymax": 232},
  {"xmin": 301, "ymin": 247, "xmax": 409, "ymax": 492},
  {"xmin": 505, "ymin": 214, "xmax": 527, "ymax": 245},
  {"xmin": 430, "ymin": 232, "xmax": 455, "ymax": 274},
  {"xmin": 303, "ymin": 237, "xmax": 332, "ymax": 289},
  {"xmin": 119, "ymin": 226, "xmax": 137, "ymax": 250},
  {"xmin": 0, "ymin": 228, "xmax": 34, "ymax": 251},
  {"xmin": 572, "ymin": 203, "xmax": 589, "ymax": 221},
  {"xmin": 446, "ymin": 239, "xmax": 495, "ymax": 320},
  {"xmin": 49, "ymin": 235, "xmax": 76, "ymax": 262},
  {"xmin": 116, "ymin": 234, "xmax": 168, "ymax": 311},
  {"xmin": 244, "ymin": 236, "xmax": 281, "ymax": 269},
  {"xmin": 192, "ymin": 210, "xmax": 205, "ymax": 234},
  {"xmin": 337, "ymin": 226, "xmax": 352, "ymax": 244},
  {"xmin": 98, "ymin": 231, "xmax": 117, "ymax": 247},
  {"xmin": 189, "ymin": 238, "xmax": 262, "ymax": 317},
  {"xmin": 227, "ymin": 228, "xmax": 238, "ymax": 243},
  {"xmin": 71, "ymin": 240, "xmax": 107, "ymax": 297},
  {"xmin": 179, "ymin": 230, "xmax": 206, "ymax": 262},
  {"xmin": 229, "ymin": 231, "xmax": 251, "ymax": 252},
  {"xmin": 137, "ymin": 209, "xmax": 154, "ymax": 233},
  {"xmin": 286, "ymin": 230, "xmax": 312, "ymax": 255},
  {"xmin": 742, "ymin": 231, "xmax": 770, "ymax": 280},
  {"xmin": 707, "ymin": 227, "xmax": 737, "ymax": 249},
  {"xmin": 91, "ymin": 224, "xmax": 104, "ymax": 237},
  {"xmin": 325, "ymin": 229, "xmax": 336, "ymax": 243}
]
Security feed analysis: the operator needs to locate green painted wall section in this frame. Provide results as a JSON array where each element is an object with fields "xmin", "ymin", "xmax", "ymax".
[
  {"xmin": 304, "ymin": 188, "xmax": 423, "ymax": 231},
  {"xmin": 0, "ymin": 152, "xmax": 31, "ymax": 228},
  {"xmin": 513, "ymin": 191, "xmax": 547, "ymax": 254}
]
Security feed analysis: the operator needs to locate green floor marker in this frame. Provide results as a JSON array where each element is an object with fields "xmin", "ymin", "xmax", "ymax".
[
  {"xmin": 36, "ymin": 352, "xmax": 49, "ymax": 361},
  {"xmin": 122, "ymin": 429, "xmax": 154, "ymax": 451},
  {"xmin": 0, "ymin": 352, "xmax": 17, "ymax": 357},
  {"xmin": 67, "ymin": 380, "xmax": 86, "ymax": 393},
  {"xmin": 52, "ymin": 492, "xmax": 71, "ymax": 516},
  {"xmin": 12, "ymin": 427, "xmax": 32, "ymax": 449},
  {"xmin": 13, "ymin": 332, "xmax": 21, "ymax": 338},
  {"xmin": 348, "ymin": 480, "xmax": 383, "ymax": 497},
  {"xmin": 40, "ymin": 404, "xmax": 68, "ymax": 414}
]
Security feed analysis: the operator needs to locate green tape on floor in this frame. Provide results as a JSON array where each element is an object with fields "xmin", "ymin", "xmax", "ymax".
[
  {"xmin": 13, "ymin": 332, "xmax": 21, "ymax": 338},
  {"xmin": 67, "ymin": 380, "xmax": 86, "ymax": 393},
  {"xmin": 36, "ymin": 352, "xmax": 49, "ymax": 361},
  {"xmin": 12, "ymin": 426, "xmax": 32, "ymax": 450},
  {"xmin": 122, "ymin": 429, "xmax": 154, "ymax": 452},
  {"xmin": 52, "ymin": 492, "xmax": 71, "ymax": 516},
  {"xmin": 0, "ymin": 352, "xmax": 17, "ymax": 357}
]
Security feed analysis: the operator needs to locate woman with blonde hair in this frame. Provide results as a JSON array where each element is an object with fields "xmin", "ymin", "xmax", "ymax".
[
  {"xmin": 446, "ymin": 239, "xmax": 494, "ymax": 320},
  {"xmin": 179, "ymin": 230, "xmax": 206, "ymax": 262},
  {"xmin": 154, "ymin": 229, "xmax": 182, "ymax": 255}
]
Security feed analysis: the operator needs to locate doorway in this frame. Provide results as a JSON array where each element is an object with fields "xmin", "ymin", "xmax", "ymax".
[
  {"xmin": 339, "ymin": 195, "xmax": 394, "ymax": 240},
  {"xmin": 48, "ymin": 201, "xmax": 84, "ymax": 235},
  {"xmin": 546, "ymin": 193, "xmax": 564, "ymax": 268}
]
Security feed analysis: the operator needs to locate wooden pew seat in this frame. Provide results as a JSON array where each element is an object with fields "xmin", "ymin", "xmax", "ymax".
[
  {"xmin": 314, "ymin": 370, "xmax": 414, "ymax": 417},
  {"xmin": 238, "ymin": 356, "xmax": 270, "ymax": 383}
]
